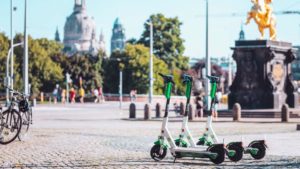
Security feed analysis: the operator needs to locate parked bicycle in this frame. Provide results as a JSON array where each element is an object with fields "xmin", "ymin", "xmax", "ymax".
[
  {"xmin": 0, "ymin": 87, "xmax": 32, "ymax": 144},
  {"xmin": 0, "ymin": 88, "xmax": 23, "ymax": 144}
]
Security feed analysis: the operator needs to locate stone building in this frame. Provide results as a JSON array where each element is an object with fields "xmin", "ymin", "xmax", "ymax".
[
  {"xmin": 63, "ymin": 0, "xmax": 101, "ymax": 56},
  {"xmin": 111, "ymin": 18, "xmax": 126, "ymax": 53}
]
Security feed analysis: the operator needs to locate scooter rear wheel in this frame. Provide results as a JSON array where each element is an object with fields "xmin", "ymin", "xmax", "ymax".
[
  {"xmin": 250, "ymin": 143, "xmax": 266, "ymax": 160},
  {"xmin": 150, "ymin": 145, "xmax": 167, "ymax": 161},
  {"xmin": 208, "ymin": 145, "xmax": 225, "ymax": 164},
  {"xmin": 227, "ymin": 144, "xmax": 243, "ymax": 162}
]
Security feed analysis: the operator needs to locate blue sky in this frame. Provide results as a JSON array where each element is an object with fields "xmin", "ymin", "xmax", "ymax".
[{"xmin": 0, "ymin": 0, "xmax": 300, "ymax": 58}]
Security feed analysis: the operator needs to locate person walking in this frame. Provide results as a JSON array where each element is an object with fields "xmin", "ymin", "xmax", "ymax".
[
  {"xmin": 52, "ymin": 87, "xmax": 58, "ymax": 104},
  {"xmin": 61, "ymin": 89, "xmax": 66, "ymax": 104},
  {"xmin": 70, "ymin": 88, "xmax": 76, "ymax": 103},
  {"xmin": 195, "ymin": 96, "xmax": 204, "ymax": 118},
  {"xmin": 98, "ymin": 86, "xmax": 105, "ymax": 103},
  {"xmin": 93, "ymin": 88, "xmax": 99, "ymax": 103},
  {"xmin": 79, "ymin": 87, "xmax": 85, "ymax": 103}
]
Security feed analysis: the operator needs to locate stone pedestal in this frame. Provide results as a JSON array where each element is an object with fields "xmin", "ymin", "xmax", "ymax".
[{"xmin": 229, "ymin": 40, "xmax": 298, "ymax": 109}]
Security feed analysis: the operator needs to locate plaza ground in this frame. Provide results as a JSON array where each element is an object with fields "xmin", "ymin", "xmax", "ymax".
[{"xmin": 0, "ymin": 102, "xmax": 300, "ymax": 168}]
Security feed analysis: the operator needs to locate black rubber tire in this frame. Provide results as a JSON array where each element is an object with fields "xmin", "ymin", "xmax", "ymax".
[
  {"xmin": 208, "ymin": 145, "xmax": 225, "ymax": 164},
  {"xmin": 196, "ymin": 140, "xmax": 205, "ymax": 146},
  {"xmin": 150, "ymin": 145, "xmax": 167, "ymax": 161},
  {"xmin": 18, "ymin": 110, "xmax": 31, "ymax": 141},
  {"xmin": 250, "ymin": 143, "xmax": 266, "ymax": 160},
  {"xmin": 0, "ymin": 109, "xmax": 22, "ymax": 145},
  {"xmin": 227, "ymin": 144, "xmax": 243, "ymax": 162}
]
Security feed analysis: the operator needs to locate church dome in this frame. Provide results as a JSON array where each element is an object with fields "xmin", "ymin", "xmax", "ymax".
[{"xmin": 63, "ymin": 0, "xmax": 99, "ymax": 55}]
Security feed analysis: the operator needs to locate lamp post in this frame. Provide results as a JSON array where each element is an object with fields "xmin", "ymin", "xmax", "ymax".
[
  {"xmin": 10, "ymin": 0, "xmax": 14, "ymax": 91},
  {"xmin": 205, "ymin": 0, "xmax": 211, "ymax": 109},
  {"xmin": 23, "ymin": 0, "xmax": 29, "ymax": 95},
  {"xmin": 146, "ymin": 22, "xmax": 154, "ymax": 104},
  {"xmin": 6, "ymin": 42, "xmax": 24, "ymax": 104}
]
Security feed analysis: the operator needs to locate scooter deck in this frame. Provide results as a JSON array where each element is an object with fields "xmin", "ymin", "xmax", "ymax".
[{"xmin": 172, "ymin": 147, "xmax": 218, "ymax": 159}]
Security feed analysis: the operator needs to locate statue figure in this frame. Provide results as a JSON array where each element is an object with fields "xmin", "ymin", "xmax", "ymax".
[{"xmin": 246, "ymin": 0, "xmax": 277, "ymax": 40}]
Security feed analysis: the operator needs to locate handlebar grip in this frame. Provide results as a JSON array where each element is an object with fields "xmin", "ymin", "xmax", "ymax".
[
  {"xmin": 182, "ymin": 74, "xmax": 193, "ymax": 83},
  {"xmin": 158, "ymin": 73, "xmax": 175, "ymax": 84},
  {"xmin": 206, "ymin": 75, "xmax": 220, "ymax": 83}
]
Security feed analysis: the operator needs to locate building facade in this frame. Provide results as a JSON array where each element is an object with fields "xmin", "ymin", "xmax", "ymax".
[
  {"xmin": 111, "ymin": 18, "xmax": 126, "ymax": 53},
  {"xmin": 63, "ymin": 0, "xmax": 101, "ymax": 56}
]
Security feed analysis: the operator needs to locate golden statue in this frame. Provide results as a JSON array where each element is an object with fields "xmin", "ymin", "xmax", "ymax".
[{"xmin": 246, "ymin": 0, "xmax": 277, "ymax": 40}]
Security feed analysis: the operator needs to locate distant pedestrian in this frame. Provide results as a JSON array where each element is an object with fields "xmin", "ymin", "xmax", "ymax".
[
  {"xmin": 61, "ymin": 89, "xmax": 66, "ymax": 104},
  {"xmin": 52, "ymin": 87, "xmax": 58, "ymax": 104},
  {"xmin": 98, "ymin": 86, "xmax": 105, "ymax": 103},
  {"xmin": 195, "ymin": 96, "xmax": 203, "ymax": 118},
  {"xmin": 70, "ymin": 88, "xmax": 76, "ymax": 103},
  {"xmin": 93, "ymin": 88, "xmax": 99, "ymax": 103},
  {"xmin": 57, "ymin": 87, "xmax": 62, "ymax": 103},
  {"xmin": 130, "ymin": 89, "xmax": 137, "ymax": 102},
  {"xmin": 79, "ymin": 87, "xmax": 85, "ymax": 103},
  {"xmin": 213, "ymin": 90, "xmax": 222, "ymax": 120}
]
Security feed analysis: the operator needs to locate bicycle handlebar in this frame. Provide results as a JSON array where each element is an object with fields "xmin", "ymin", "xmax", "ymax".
[{"xmin": 6, "ymin": 87, "xmax": 29, "ymax": 98}]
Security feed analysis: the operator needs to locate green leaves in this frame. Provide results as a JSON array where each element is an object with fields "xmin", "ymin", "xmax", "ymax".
[{"xmin": 103, "ymin": 44, "xmax": 168, "ymax": 95}]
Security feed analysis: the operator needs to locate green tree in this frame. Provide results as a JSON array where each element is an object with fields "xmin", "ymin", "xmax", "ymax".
[
  {"xmin": 13, "ymin": 35, "xmax": 64, "ymax": 96},
  {"xmin": 103, "ymin": 44, "xmax": 169, "ymax": 94},
  {"xmin": 139, "ymin": 13, "xmax": 189, "ymax": 70},
  {"xmin": 0, "ymin": 33, "xmax": 10, "ymax": 93},
  {"xmin": 53, "ymin": 54, "xmax": 103, "ymax": 92}
]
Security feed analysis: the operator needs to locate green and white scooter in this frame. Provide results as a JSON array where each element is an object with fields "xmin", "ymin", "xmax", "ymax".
[
  {"xmin": 150, "ymin": 73, "xmax": 225, "ymax": 165},
  {"xmin": 196, "ymin": 75, "xmax": 267, "ymax": 160},
  {"xmin": 175, "ymin": 74, "xmax": 243, "ymax": 162}
]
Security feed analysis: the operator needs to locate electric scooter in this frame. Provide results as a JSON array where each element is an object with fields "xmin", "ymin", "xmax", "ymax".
[
  {"xmin": 196, "ymin": 75, "xmax": 267, "ymax": 160},
  {"xmin": 175, "ymin": 74, "xmax": 243, "ymax": 162},
  {"xmin": 150, "ymin": 73, "xmax": 225, "ymax": 165}
]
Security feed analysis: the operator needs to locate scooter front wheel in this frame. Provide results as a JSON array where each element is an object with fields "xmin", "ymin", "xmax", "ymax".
[
  {"xmin": 227, "ymin": 144, "xmax": 243, "ymax": 162},
  {"xmin": 249, "ymin": 143, "xmax": 266, "ymax": 160},
  {"xmin": 150, "ymin": 145, "xmax": 167, "ymax": 161}
]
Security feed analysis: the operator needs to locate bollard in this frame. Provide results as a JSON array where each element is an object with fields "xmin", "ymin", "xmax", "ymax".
[
  {"xmin": 233, "ymin": 103, "xmax": 241, "ymax": 121},
  {"xmin": 155, "ymin": 103, "xmax": 161, "ymax": 118},
  {"xmin": 281, "ymin": 104, "xmax": 289, "ymax": 122},
  {"xmin": 297, "ymin": 124, "xmax": 300, "ymax": 131},
  {"xmin": 129, "ymin": 103, "xmax": 136, "ymax": 119},
  {"xmin": 144, "ymin": 104, "xmax": 151, "ymax": 120},
  {"xmin": 188, "ymin": 104, "xmax": 194, "ymax": 121},
  {"xmin": 180, "ymin": 102, "xmax": 185, "ymax": 115}
]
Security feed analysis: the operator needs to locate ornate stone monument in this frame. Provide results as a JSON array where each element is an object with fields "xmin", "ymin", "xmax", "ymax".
[
  {"xmin": 229, "ymin": 40, "xmax": 298, "ymax": 109},
  {"xmin": 229, "ymin": 0, "xmax": 299, "ymax": 109}
]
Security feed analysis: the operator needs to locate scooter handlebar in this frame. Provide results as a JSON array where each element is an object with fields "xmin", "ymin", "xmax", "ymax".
[
  {"xmin": 182, "ymin": 74, "xmax": 193, "ymax": 84},
  {"xmin": 158, "ymin": 73, "xmax": 175, "ymax": 84},
  {"xmin": 206, "ymin": 75, "xmax": 220, "ymax": 83}
]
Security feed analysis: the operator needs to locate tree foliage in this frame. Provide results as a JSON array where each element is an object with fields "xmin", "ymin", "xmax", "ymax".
[
  {"xmin": 103, "ymin": 44, "xmax": 169, "ymax": 94},
  {"xmin": 138, "ymin": 13, "xmax": 189, "ymax": 70},
  {"xmin": 52, "ymin": 54, "xmax": 103, "ymax": 92}
]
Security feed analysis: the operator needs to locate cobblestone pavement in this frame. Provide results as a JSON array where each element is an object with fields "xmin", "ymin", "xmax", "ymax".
[{"xmin": 0, "ymin": 102, "xmax": 300, "ymax": 168}]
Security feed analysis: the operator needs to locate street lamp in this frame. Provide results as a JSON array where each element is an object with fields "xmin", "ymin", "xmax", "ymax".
[
  {"xmin": 205, "ymin": 0, "xmax": 211, "ymax": 109},
  {"xmin": 6, "ymin": 42, "xmax": 24, "ymax": 104},
  {"xmin": 10, "ymin": 0, "xmax": 15, "ymax": 91},
  {"xmin": 146, "ymin": 21, "xmax": 154, "ymax": 104},
  {"xmin": 23, "ymin": 0, "xmax": 29, "ymax": 95}
]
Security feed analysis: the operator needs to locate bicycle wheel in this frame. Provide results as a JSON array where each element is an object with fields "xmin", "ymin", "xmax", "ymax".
[
  {"xmin": 0, "ymin": 109, "xmax": 22, "ymax": 145},
  {"xmin": 18, "ymin": 110, "xmax": 31, "ymax": 141}
]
